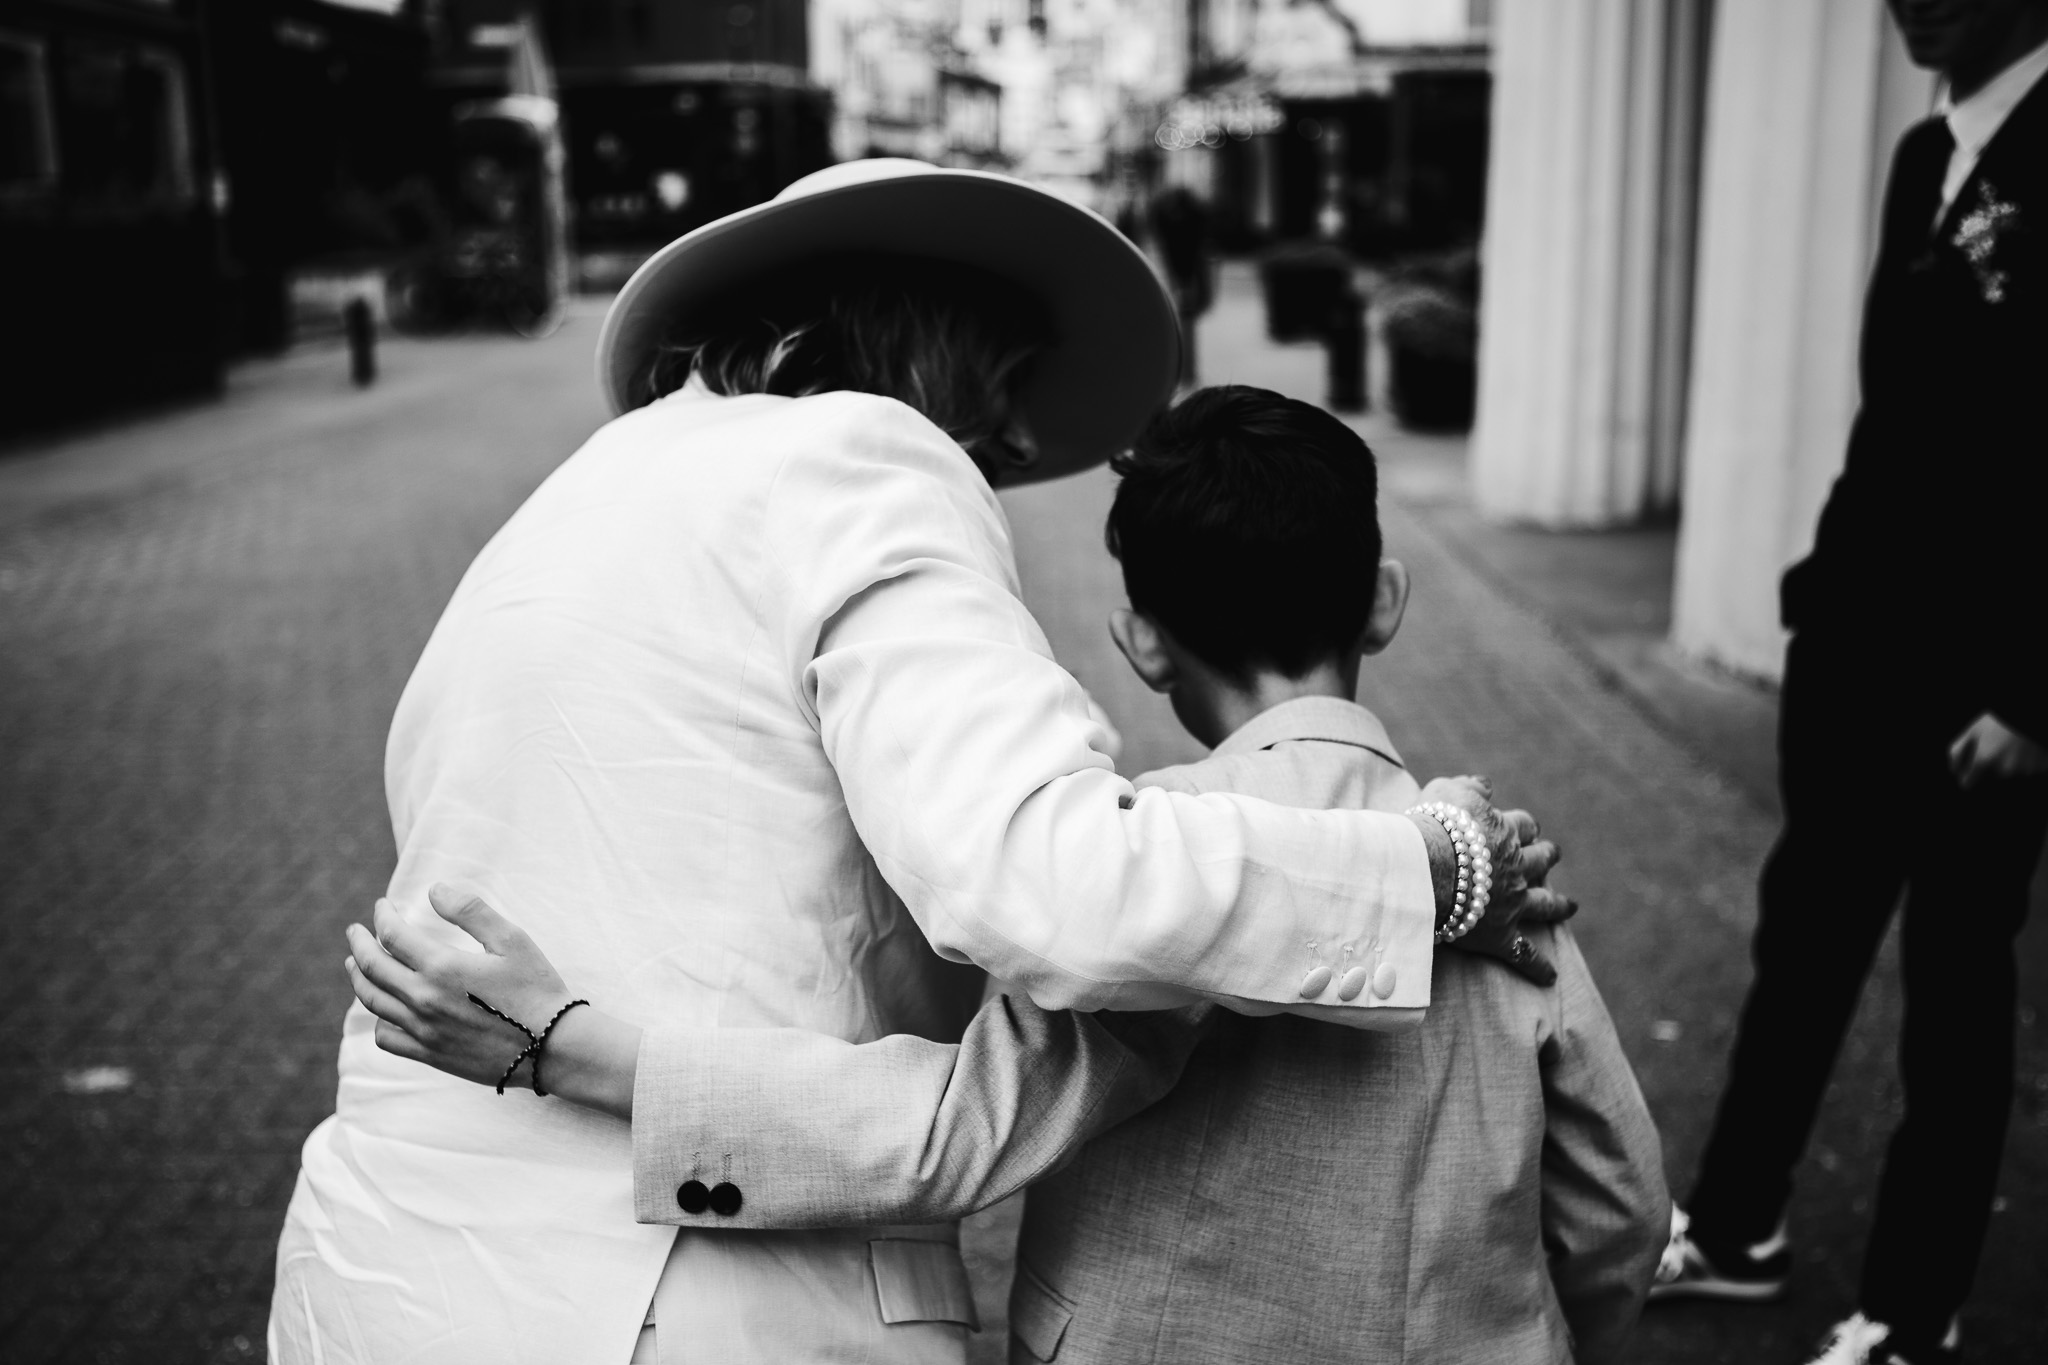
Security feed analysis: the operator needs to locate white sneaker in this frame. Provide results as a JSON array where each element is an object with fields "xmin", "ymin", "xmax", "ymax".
[
  {"xmin": 1650, "ymin": 1205, "xmax": 1792, "ymax": 1302},
  {"xmin": 1806, "ymin": 1314, "xmax": 1891, "ymax": 1365}
]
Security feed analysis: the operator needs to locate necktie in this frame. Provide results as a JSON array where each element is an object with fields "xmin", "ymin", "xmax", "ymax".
[{"xmin": 1921, "ymin": 116, "xmax": 1959, "ymax": 235}]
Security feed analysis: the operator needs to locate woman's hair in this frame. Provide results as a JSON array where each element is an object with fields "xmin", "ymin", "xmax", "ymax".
[{"xmin": 645, "ymin": 253, "xmax": 1053, "ymax": 477}]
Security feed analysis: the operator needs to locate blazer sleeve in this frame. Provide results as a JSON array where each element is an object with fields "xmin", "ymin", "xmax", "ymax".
[
  {"xmin": 769, "ymin": 394, "xmax": 1435, "ymax": 1023},
  {"xmin": 631, "ymin": 998, "xmax": 1208, "ymax": 1229},
  {"xmin": 1535, "ymin": 926, "xmax": 1671, "ymax": 1365}
]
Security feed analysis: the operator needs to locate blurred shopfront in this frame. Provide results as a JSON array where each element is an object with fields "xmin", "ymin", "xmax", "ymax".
[
  {"xmin": 1156, "ymin": 52, "xmax": 1487, "ymax": 259},
  {"xmin": 432, "ymin": 0, "xmax": 831, "ymax": 288},
  {"xmin": 4, "ymin": 0, "xmax": 219, "ymax": 433},
  {"xmin": 2, "ymin": 0, "xmax": 438, "ymax": 436}
]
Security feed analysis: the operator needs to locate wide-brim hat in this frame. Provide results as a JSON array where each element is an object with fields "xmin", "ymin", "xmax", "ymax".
[{"xmin": 595, "ymin": 158, "xmax": 1181, "ymax": 484}]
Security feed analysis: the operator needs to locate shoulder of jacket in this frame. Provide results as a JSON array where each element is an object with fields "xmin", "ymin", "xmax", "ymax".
[
  {"xmin": 796, "ymin": 389, "xmax": 953, "ymax": 444},
  {"xmin": 1132, "ymin": 757, "xmax": 1234, "ymax": 796},
  {"xmin": 777, "ymin": 392, "xmax": 989, "ymax": 486}
]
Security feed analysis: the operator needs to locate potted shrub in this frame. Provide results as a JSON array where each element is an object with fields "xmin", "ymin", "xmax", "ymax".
[
  {"xmin": 1256, "ymin": 240, "xmax": 1357, "ymax": 343},
  {"xmin": 1377, "ymin": 249, "xmax": 1479, "ymax": 431}
]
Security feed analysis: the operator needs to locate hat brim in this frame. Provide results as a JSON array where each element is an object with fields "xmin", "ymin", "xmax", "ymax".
[{"xmin": 595, "ymin": 170, "xmax": 1181, "ymax": 483}]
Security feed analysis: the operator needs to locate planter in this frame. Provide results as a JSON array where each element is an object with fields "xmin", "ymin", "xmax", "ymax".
[
  {"xmin": 1380, "ymin": 285, "xmax": 1477, "ymax": 431},
  {"xmin": 1257, "ymin": 242, "xmax": 1356, "ymax": 343}
]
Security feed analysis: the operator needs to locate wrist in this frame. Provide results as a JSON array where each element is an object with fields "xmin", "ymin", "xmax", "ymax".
[
  {"xmin": 1406, "ymin": 810, "xmax": 1457, "ymax": 934},
  {"xmin": 1405, "ymin": 802, "xmax": 1493, "ymax": 943},
  {"xmin": 534, "ymin": 1004, "xmax": 642, "ymax": 1121}
]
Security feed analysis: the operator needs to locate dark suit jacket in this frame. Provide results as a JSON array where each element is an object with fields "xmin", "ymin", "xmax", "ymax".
[{"xmin": 1784, "ymin": 75, "xmax": 2047, "ymax": 741}]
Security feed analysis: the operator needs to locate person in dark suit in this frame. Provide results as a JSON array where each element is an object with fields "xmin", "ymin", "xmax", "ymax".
[
  {"xmin": 1657, "ymin": 3, "xmax": 2048, "ymax": 1363},
  {"xmin": 1147, "ymin": 186, "xmax": 1215, "ymax": 386}
]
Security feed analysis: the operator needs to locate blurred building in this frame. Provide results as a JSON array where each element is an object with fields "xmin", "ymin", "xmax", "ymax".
[
  {"xmin": 208, "ymin": 0, "xmax": 436, "ymax": 352},
  {"xmin": 1469, "ymin": 1, "xmax": 1936, "ymax": 681},
  {"xmin": 808, "ymin": 0, "xmax": 997, "ymax": 165},
  {"xmin": 1153, "ymin": 0, "xmax": 1492, "ymax": 253},
  {"xmin": 810, "ymin": 0, "xmax": 1186, "ymax": 211},
  {"xmin": 1, "ymin": 0, "xmax": 439, "ymax": 436},
  {"xmin": 432, "ymin": 0, "xmax": 832, "ymax": 283},
  {"xmin": 4, "ymin": 0, "xmax": 220, "ymax": 434}
]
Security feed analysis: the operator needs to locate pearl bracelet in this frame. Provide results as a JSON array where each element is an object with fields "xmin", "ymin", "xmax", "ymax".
[{"xmin": 1406, "ymin": 801, "xmax": 1493, "ymax": 943}]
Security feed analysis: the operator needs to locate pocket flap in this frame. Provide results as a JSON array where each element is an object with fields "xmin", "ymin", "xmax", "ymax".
[
  {"xmin": 869, "ymin": 1239, "xmax": 981, "ymax": 1330},
  {"xmin": 1009, "ymin": 1263, "xmax": 1075, "ymax": 1362}
]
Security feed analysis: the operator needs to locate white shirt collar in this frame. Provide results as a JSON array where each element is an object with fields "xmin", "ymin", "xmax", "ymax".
[{"xmin": 1939, "ymin": 35, "xmax": 2048, "ymax": 162}]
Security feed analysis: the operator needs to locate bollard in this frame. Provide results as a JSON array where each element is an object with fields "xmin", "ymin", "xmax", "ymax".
[
  {"xmin": 346, "ymin": 298, "xmax": 376, "ymax": 388},
  {"xmin": 1325, "ymin": 290, "xmax": 1366, "ymax": 414}
]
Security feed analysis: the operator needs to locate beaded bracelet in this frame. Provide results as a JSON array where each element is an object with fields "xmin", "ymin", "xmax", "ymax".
[
  {"xmin": 1405, "ymin": 801, "xmax": 1494, "ymax": 944},
  {"xmin": 468, "ymin": 994, "xmax": 591, "ymax": 1096}
]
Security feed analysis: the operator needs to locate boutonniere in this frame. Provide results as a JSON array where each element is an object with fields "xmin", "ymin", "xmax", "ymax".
[{"xmin": 1951, "ymin": 179, "xmax": 2020, "ymax": 303}]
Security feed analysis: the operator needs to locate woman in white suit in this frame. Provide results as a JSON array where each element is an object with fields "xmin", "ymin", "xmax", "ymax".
[{"xmin": 273, "ymin": 160, "xmax": 1555, "ymax": 1365}]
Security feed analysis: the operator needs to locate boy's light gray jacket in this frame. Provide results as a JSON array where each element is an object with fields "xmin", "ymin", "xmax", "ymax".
[{"xmin": 636, "ymin": 697, "xmax": 1670, "ymax": 1365}]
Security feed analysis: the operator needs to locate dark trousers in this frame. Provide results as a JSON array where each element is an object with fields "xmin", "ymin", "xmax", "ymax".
[{"xmin": 1689, "ymin": 629, "xmax": 2048, "ymax": 1346}]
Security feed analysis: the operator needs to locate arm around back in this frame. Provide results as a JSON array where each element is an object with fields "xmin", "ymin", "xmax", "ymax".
[
  {"xmin": 1535, "ymin": 925, "xmax": 1670, "ymax": 1365},
  {"xmin": 775, "ymin": 395, "xmax": 1436, "ymax": 1021},
  {"xmin": 632, "ymin": 997, "xmax": 1208, "ymax": 1229}
]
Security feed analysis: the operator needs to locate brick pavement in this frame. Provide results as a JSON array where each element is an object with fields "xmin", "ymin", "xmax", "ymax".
[
  {"xmin": 1, "ymin": 282, "xmax": 2041, "ymax": 1365},
  {"xmin": 1, "ymin": 311, "xmax": 609, "ymax": 1363}
]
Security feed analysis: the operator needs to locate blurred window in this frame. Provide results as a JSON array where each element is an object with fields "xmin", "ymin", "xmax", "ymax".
[
  {"xmin": 0, "ymin": 31, "xmax": 58, "ymax": 204},
  {"xmin": 58, "ymin": 41, "xmax": 195, "ymax": 215}
]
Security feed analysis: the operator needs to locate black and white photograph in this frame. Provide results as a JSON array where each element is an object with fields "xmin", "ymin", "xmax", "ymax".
[{"xmin": 3, "ymin": 0, "xmax": 2044, "ymax": 1362}]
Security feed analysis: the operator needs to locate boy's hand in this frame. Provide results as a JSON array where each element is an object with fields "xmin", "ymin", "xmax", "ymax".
[
  {"xmin": 1417, "ymin": 776, "xmax": 1575, "ymax": 987},
  {"xmin": 345, "ymin": 886, "xmax": 576, "ymax": 1089},
  {"xmin": 1948, "ymin": 712, "xmax": 2048, "ymax": 789}
]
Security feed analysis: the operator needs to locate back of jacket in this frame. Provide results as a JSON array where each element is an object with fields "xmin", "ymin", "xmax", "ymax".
[{"xmin": 1010, "ymin": 698, "xmax": 1669, "ymax": 1365}]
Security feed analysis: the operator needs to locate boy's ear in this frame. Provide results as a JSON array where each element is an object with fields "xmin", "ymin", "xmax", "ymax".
[
  {"xmin": 1358, "ymin": 559, "xmax": 1411, "ymax": 656},
  {"xmin": 1109, "ymin": 608, "xmax": 1178, "ymax": 693}
]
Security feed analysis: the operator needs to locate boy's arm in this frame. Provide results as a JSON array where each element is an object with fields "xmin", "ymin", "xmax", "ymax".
[
  {"xmin": 632, "ymin": 995, "xmax": 1209, "ymax": 1228},
  {"xmin": 1536, "ymin": 926, "xmax": 1671, "ymax": 1365}
]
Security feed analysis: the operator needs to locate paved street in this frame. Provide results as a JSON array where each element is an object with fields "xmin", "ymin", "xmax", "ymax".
[{"xmin": 3, "ymin": 282, "xmax": 2044, "ymax": 1364}]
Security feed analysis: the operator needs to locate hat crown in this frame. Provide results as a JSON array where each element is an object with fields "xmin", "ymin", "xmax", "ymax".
[
  {"xmin": 594, "ymin": 157, "xmax": 1178, "ymax": 481},
  {"xmin": 773, "ymin": 157, "xmax": 942, "ymax": 203}
]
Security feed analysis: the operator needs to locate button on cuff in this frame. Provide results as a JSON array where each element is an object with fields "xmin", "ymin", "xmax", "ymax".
[{"xmin": 1336, "ymin": 966, "xmax": 1370, "ymax": 1002}]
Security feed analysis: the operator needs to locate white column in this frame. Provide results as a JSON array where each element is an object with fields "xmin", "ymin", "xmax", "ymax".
[
  {"xmin": 1469, "ymin": 0, "xmax": 1710, "ymax": 526},
  {"xmin": 1669, "ymin": 2, "xmax": 1933, "ymax": 680}
]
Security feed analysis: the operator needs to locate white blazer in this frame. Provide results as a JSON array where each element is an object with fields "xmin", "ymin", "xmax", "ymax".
[{"xmin": 269, "ymin": 386, "xmax": 1437, "ymax": 1365}]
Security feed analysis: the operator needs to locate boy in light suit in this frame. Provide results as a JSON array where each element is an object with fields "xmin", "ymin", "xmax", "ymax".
[{"xmin": 632, "ymin": 386, "xmax": 1670, "ymax": 1364}]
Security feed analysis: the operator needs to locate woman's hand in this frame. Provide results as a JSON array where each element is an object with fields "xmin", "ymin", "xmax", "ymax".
[
  {"xmin": 345, "ymin": 885, "xmax": 579, "ymax": 1092},
  {"xmin": 1416, "ymin": 775, "xmax": 1575, "ymax": 986}
]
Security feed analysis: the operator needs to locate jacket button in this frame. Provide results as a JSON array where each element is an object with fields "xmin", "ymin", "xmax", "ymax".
[
  {"xmin": 1297, "ymin": 966, "xmax": 1333, "ymax": 999},
  {"xmin": 1371, "ymin": 964, "xmax": 1399, "ymax": 1000},
  {"xmin": 709, "ymin": 1181, "xmax": 744, "ymax": 1216},
  {"xmin": 1336, "ymin": 966, "xmax": 1370, "ymax": 1001},
  {"xmin": 677, "ymin": 1180, "xmax": 710, "ymax": 1214}
]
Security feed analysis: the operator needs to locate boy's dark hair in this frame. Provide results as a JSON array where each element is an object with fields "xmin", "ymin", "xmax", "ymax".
[{"xmin": 1107, "ymin": 385, "xmax": 1382, "ymax": 681}]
